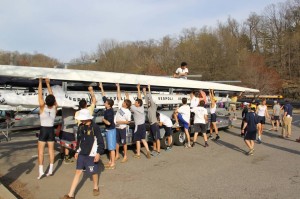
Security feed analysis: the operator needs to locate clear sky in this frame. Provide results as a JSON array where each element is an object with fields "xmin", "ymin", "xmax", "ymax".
[{"xmin": 0, "ymin": 0, "xmax": 284, "ymax": 62}]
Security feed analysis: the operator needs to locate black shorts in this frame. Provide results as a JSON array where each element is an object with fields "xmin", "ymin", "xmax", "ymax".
[
  {"xmin": 210, "ymin": 113, "xmax": 217, "ymax": 123},
  {"xmin": 164, "ymin": 126, "xmax": 173, "ymax": 136},
  {"xmin": 39, "ymin": 126, "xmax": 55, "ymax": 142},
  {"xmin": 194, "ymin": 123, "xmax": 207, "ymax": 133},
  {"xmin": 257, "ymin": 116, "xmax": 265, "ymax": 124},
  {"xmin": 274, "ymin": 116, "xmax": 280, "ymax": 121},
  {"xmin": 244, "ymin": 130, "xmax": 257, "ymax": 141},
  {"xmin": 116, "ymin": 128, "xmax": 127, "ymax": 145},
  {"xmin": 133, "ymin": 124, "xmax": 146, "ymax": 142},
  {"xmin": 61, "ymin": 131, "xmax": 75, "ymax": 141},
  {"xmin": 150, "ymin": 123, "xmax": 160, "ymax": 140},
  {"xmin": 76, "ymin": 155, "xmax": 99, "ymax": 174}
]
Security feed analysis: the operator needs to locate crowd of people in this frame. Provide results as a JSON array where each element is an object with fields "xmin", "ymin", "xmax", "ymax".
[
  {"xmin": 36, "ymin": 74, "xmax": 296, "ymax": 199},
  {"xmin": 241, "ymin": 98, "xmax": 294, "ymax": 155}
]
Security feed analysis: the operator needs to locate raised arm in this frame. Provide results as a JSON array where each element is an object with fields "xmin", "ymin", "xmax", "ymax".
[
  {"xmin": 125, "ymin": 92, "xmax": 129, "ymax": 100},
  {"xmin": 99, "ymin": 82, "xmax": 106, "ymax": 96},
  {"xmin": 209, "ymin": 89, "xmax": 215, "ymax": 101},
  {"xmin": 142, "ymin": 86, "xmax": 148, "ymax": 106},
  {"xmin": 137, "ymin": 83, "xmax": 142, "ymax": 99},
  {"xmin": 116, "ymin": 83, "xmax": 121, "ymax": 101},
  {"xmin": 238, "ymin": 91, "xmax": 244, "ymax": 99},
  {"xmin": 88, "ymin": 86, "xmax": 96, "ymax": 105},
  {"xmin": 38, "ymin": 78, "xmax": 45, "ymax": 107},
  {"xmin": 45, "ymin": 78, "xmax": 53, "ymax": 95}
]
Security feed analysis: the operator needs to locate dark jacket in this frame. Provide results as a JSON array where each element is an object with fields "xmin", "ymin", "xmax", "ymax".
[{"xmin": 76, "ymin": 122, "xmax": 105, "ymax": 155}]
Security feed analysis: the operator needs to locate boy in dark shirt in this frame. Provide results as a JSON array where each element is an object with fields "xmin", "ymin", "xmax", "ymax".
[
  {"xmin": 241, "ymin": 105, "xmax": 258, "ymax": 156},
  {"xmin": 62, "ymin": 109, "xmax": 104, "ymax": 199},
  {"xmin": 99, "ymin": 82, "xmax": 116, "ymax": 169},
  {"xmin": 240, "ymin": 102, "xmax": 249, "ymax": 137}
]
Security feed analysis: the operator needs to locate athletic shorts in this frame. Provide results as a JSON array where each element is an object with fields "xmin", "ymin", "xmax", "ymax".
[
  {"xmin": 39, "ymin": 126, "xmax": 55, "ymax": 142},
  {"xmin": 274, "ymin": 116, "xmax": 280, "ymax": 121},
  {"xmin": 244, "ymin": 130, "xmax": 257, "ymax": 141},
  {"xmin": 178, "ymin": 113, "xmax": 189, "ymax": 130},
  {"xmin": 133, "ymin": 124, "xmax": 146, "ymax": 142},
  {"xmin": 76, "ymin": 155, "xmax": 99, "ymax": 174},
  {"xmin": 210, "ymin": 113, "xmax": 217, "ymax": 123},
  {"xmin": 150, "ymin": 123, "xmax": 160, "ymax": 140},
  {"xmin": 257, "ymin": 116, "xmax": 265, "ymax": 124},
  {"xmin": 116, "ymin": 128, "xmax": 127, "ymax": 145},
  {"xmin": 164, "ymin": 126, "xmax": 173, "ymax": 136},
  {"xmin": 194, "ymin": 123, "xmax": 207, "ymax": 133},
  {"xmin": 61, "ymin": 131, "xmax": 75, "ymax": 141},
  {"xmin": 105, "ymin": 128, "xmax": 116, "ymax": 151}
]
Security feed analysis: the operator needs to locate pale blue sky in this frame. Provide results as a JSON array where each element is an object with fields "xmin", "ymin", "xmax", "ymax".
[{"xmin": 0, "ymin": 0, "xmax": 284, "ymax": 62}]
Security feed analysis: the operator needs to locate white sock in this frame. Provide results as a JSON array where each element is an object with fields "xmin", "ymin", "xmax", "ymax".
[
  {"xmin": 37, "ymin": 165, "xmax": 44, "ymax": 179},
  {"xmin": 258, "ymin": 136, "xmax": 261, "ymax": 140},
  {"xmin": 47, "ymin": 164, "xmax": 54, "ymax": 176}
]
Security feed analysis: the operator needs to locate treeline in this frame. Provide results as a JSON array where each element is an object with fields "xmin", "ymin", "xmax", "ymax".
[
  {"xmin": 1, "ymin": 0, "xmax": 299, "ymax": 98},
  {"xmin": 0, "ymin": 51, "xmax": 59, "ymax": 68}
]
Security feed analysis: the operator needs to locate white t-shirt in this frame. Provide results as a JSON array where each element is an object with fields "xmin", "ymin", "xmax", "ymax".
[
  {"xmin": 257, "ymin": 105, "xmax": 267, "ymax": 117},
  {"xmin": 191, "ymin": 106, "xmax": 208, "ymax": 124},
  {"xmin": 178, "ymin": 104, "xmax": 190, "ymax": 123},
  {"xmin": 159, "ymin": 113, "xmax": 173, "ymax": 127},
  {"xmin": 175, "ymin": 68, "xmax": 189, "ymax": 79},
  {"xmin": 115, "ymin": 101, "xmax": 131, "ymax": 129},
  {"xmin": 190, "ymin": 97, "xmax": 199, "ymax": 108}
]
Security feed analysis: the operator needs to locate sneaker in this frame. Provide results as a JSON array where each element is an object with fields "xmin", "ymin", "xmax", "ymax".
[
  {"xmin": 156, "ymin": 152, "xmax": 160, "ymax": 156},
  {"xmin": 146, "ymin": 151, "xmax": 151, "ymax": 159},
  {"xmin": 215, "ymin": 135, "xmax": 220, "ymax": 141},
  {"xmin": 93, "ymin": 188, "xmax": 100, "ymax": 196},
  {"xmin": 133, "ymin": 154, "xmax": 141, "ymax": 159},
  {"xmin": 173, "ymin": 122, "xmax": 180, "ymax": 127},
  {"xmin": 191, "ymin": 142, "xmax": 195, "ymax": 147},
  {"xmin": 247, "ymin": 149, "xmax": 254, "ymax": 156},
  {"xmin": 257, "ymin": 139, "xmax": 262, "ymax": 144},
  {"xmin": 208, "ymin": 135, "xmax": 213, "ymax": 140},
  {"xmin": 165, "ymin": 146, "xmax": 172, "ymax": 151},
  {"xmin": 151, "ymin": 151, "xmax": 158, "ymax": 156},
  {"xmin": 64, "ymin": 158, "xmax": 74, "ymax": 164},
  {"xmin": 204, "ymin": 143, "xmax": 209, "ymax": 147},
  {"xmin": 61, "ymin": 194, "xmax": 74, "ymax": 199}
]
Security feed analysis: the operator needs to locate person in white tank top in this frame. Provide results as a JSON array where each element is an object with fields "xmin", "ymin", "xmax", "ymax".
[
  {"xmin": 37, "ymin": 78, "xmax": 58, "ymax": 179},
  {"xmin": 256, "ymin": 99, "xmax": 270, "ymax": 143},
  {"xmin": 209, "ymin": 89, "xmax": 220, "ymax": 140}
]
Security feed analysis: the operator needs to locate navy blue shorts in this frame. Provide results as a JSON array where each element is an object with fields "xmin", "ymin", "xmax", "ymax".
[
  {"xmin": 194, "ymin": 123, "xmax": 207, "ymax": 133},
  {"xmin": 244, "ymin": 130, "xmax": 257, "ymax": 141},
  {"xmin": 61, "ymin": 131, "xmax": 75, "ymax": 141},
  {"xmin": 133, "ymin": 124, "xmax": 146, "ymax": 142},
  {"xmin": 76, "ymin": 155, "xmax": 99, "ymax": 174},
  {"xmin": 150, "ymin": 123, "xmax": 160, "ymax": 140},
  {"xmin": 257, "ymin": 116, "xmax": 265, "ymax": 124},
  {"xmin": 273, "ymin": 116, "xmax": 280, "ymax": 121},
  {"xmin": 210, "ymin": 113, "xmax": 217, "ymax": 123},
  {"xmin": 164, "ymin": 126, "xmax": 173, "ymax": 136},
  {"xmin": 105, "ymin": 128, "xmax": 116, "ymax": 150},
  {"xmin": 116, "ymin": 128, "xmax": 127, "ymax": 145},
  {"xmin": 178, "ymin": 113, "xmax": 189, "ymax": 130},
  {"xmin": 39, "ymin": 126, "xmax": 55, "ymax": 142}
]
